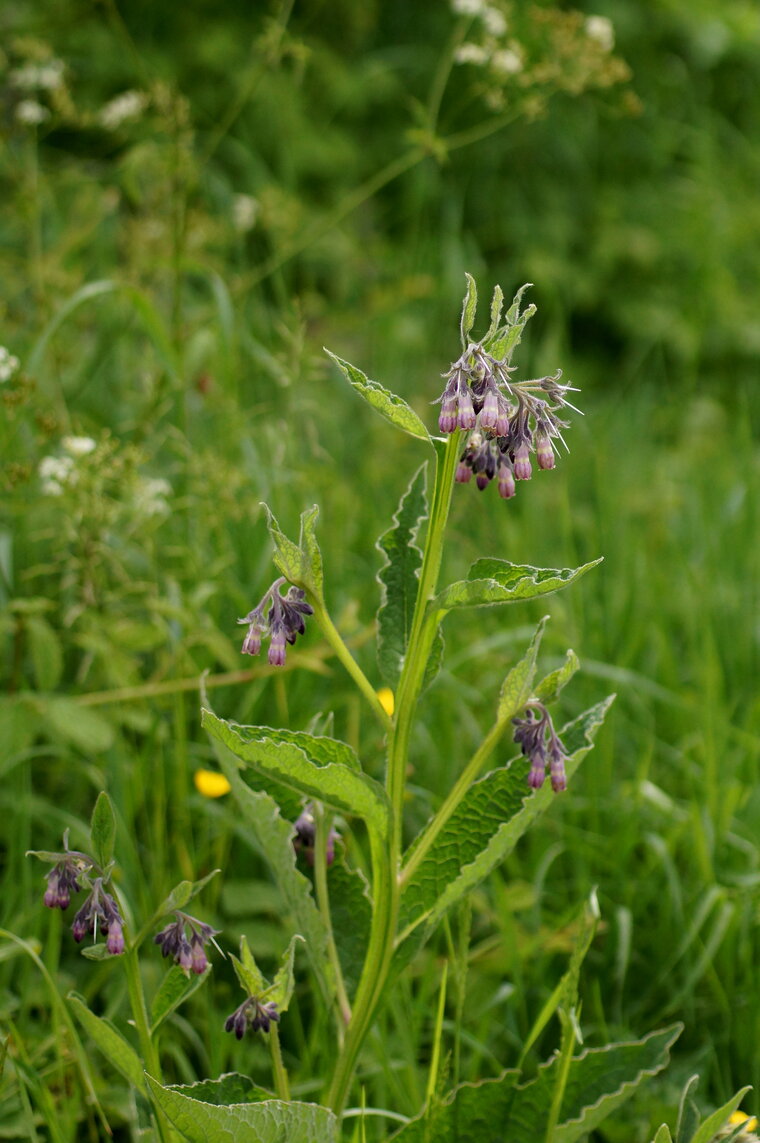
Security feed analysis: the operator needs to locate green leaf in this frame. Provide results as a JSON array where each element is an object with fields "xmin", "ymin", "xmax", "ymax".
[
  {"xmin": 688, "ymin": 1088, "xmax": 753, "ymax": 1143},
  {"xmin": 390, "ymin": 1026, "xmax": 680, "ymax": 1143},
  {"xmin": 460, "ymin": 273, "xmax": 478, "ymax": 345},
  {"xmin": 67, "ymin": 992, "xmax": 145, "ymax": 1093},
  {"xmin": 398, "ymin": 698, "xmax": 614, "ymax": 952},
  {"xmin": 155, "ymin": 869, "xmax": 221, "ymax": 919},
  {"xmin": 42, "ymin": 697, "xmax": 114, "ymax": 752},
  {"xmin": 483, "ymin": 282, "xmax": 536, "ymax": 362},
  {"xmin": 487, "ymin": 283, "xmax": 504, "ymax": 341},
  {"xmin": 676, "ymin": 1076, "xmax": 702, "ymax": 1143},
  {"xmin": 376, "ymin": 464, "xmax": 428, "ymax": 688},
  {"xmin": 497, "ymin": 616, "xmax": 548, "ymax": 721},
  {"xmin": 432, "ymin": 558, "xmax": 602, "ymax": 615},
  {"xmin": 202, "ymin": 712, "xmax": 390, "ymax": 838},
  {"xmin": 165, "ymin": 1074, "xmax": 271, "ymax": 1105},
  {"xmin": 89, "ymin": 792, "xmax": 116, "ymax": 870},
  {"xmin": 146, "ymin": 1075, "xmax": 339, "ymax": 1143},
  {"xmin": 653, "ymin": 1127, "xmax": 674, "ymax": 1143},
  {"xmin": 328, "ymin": 854, "xmax": 372, "ymax": 995},
  {"xmin": 150, "ymin": 966, "xmax": 211, "ymax": 1034},
  {"xmin": 211, "ymin": 738, "xmax": 334, "ymax": 1009},
  {"xmin": 25, "ymin": 615, "xmax": 63, "ymax": 691},
  {"xmin": 325, "ymin": 350, "xmax": 431, "ymax": 443},
  {"xmin": 534, "ymin": 650, "xmax": 580, "ymax": 705},
  {"xmin": 262, "ymin": 505, "xmax": 324, "ymax": 601},
  {"xmin": 269, "ymin": 933, "xmax": 303, "ymax": 1011},
  {"xmin": 230, "ymin": 935, "xmax": 266, "ymax": 997}
]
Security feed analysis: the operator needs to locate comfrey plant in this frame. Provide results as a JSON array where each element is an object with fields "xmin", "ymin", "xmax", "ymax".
[{"xmin": 23, "ymin": 281, "xmax": 682, "ymax": 1142}]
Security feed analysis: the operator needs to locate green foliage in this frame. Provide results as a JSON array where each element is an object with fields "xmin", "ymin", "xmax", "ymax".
[
  {"xmin": 326, "ymin": 352, "xmax": 432, "ymax": 443},
  {"xmin": 431, "ymin": 558, "xmax": 602, "ymax": 614},
  {"xmin": 376, "ymin": 464, "xmax": 429, "ymax": 688}
]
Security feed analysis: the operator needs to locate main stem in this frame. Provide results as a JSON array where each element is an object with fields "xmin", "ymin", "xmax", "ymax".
[{"xmin": 326, "ymin": 432, "xmax": 461, "ymax": 1115}]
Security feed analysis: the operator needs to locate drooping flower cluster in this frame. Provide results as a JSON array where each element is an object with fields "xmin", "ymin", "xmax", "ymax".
[
  {"xmin": 437, "ymin": 344, "xmax": 580, "ymax": 500},
  {"xmin": 512, "ymin": 702, "xmax": 568, "ymax": 792},
  {"xmin": 224, "ymin": 996, "xmax": 280, "ymax": 1039},
  {"xmin": 33, "ymin": 839, "xmax": 126, "ymax": 954},
  {"xmin": 154, "ymin": 911, "xmax": 220, "ymax": 975},
  {"xmin": 238, "ymin": 577, "xmax": 313, "ymax": 666},
  {"xmin": 71, "ymin": 879, "xmax": 125, "ymax": 955},
  {"xmin": 292, "ymin": 805, "xmax": 338, "ymax": 867}
]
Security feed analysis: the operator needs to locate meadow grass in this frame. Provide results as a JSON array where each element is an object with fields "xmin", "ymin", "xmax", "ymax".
[{"xmin": 1, "ymin": 3, "xmax": 759, "ymax": 1140}]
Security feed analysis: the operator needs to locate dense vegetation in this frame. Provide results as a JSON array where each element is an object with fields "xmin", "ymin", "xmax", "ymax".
[{"xmin": 1, "ymin": 1, "xmax": 758, "ymax": 1139}]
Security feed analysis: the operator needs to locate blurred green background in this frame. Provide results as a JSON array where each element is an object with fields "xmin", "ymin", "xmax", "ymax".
[{"xmin": 1, "ymin": 0, "xmax": 758, "ymax": 1139}]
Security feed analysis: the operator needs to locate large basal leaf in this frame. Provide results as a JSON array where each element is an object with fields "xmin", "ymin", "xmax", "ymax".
[
  {"xmin": 376, "ymin": 464, "xmax": 428, "ymax": 688},
  {"xmin": 397, "ymin": 697, "xmax": 614, "ymax": 951},
  {"xmin": 147, "ymin": 1075, "xmax": 339, "ymax": 1143},
  {"xmin": 389, "ymin": 1026, "xmax": 680, "ymax": 1143},
  {"xmin": 213, "ymin": 741, "xmax": 334, "ymax": 1009},
  {"xmin": 202, "ymin": 712, "xmax": 390, "ymax": 839},
  {"xmin": 431, "ymin": 558, "xmax": 602, "ymax": 615},
  {"xmin": 67, "ymin": 992, "xmax": 145, "ymax": 1093},
  {"xmin": 326, "ymin": 350, "xmax": 431, "ymax": 443},
  {"xmin": 327, "ymin": 853, "xmax": 372, "ymax": 996}
]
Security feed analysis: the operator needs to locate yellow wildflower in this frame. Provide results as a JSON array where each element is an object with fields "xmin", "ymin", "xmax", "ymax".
[
  {"xmin": 194, "ymin": 769, "xmax": 231, "ymax": 798},
  {"xmin": 377, "ymin": 687, "xmax": 395, "ymax": 717}
]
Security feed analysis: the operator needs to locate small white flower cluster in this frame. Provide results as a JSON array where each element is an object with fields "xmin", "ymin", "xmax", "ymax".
[
  {"xmin": 451, "ymin": 0, "xmax": 523, "ymax": 77},
  {"xmin": 232, "ymin": 193, "xmax": 259, "ymax": 234},
  {"xmin": 0, "ymin": 346, "xmax": 20, "ymax": 382},
  {"xmin": 133, "ymin": 476, "xmax": 171, "ymax": 517},
  {"xmin": 38, "ymin": 437, "xmax": 96, "ymax": 495},
  {"xmin": 98, "ymin": 90, "xmax": 149, "ymax": 130},
  {"xmin": 16, "ymin": 100, "xmax": 50, "ymax": 126},
  {"xmin": 584, "ymin": 15, "xmax": 615, "ymax": 52},
  {"xmin": 9, "ymin": 59, "xmax": 65, "ymax": 91}
]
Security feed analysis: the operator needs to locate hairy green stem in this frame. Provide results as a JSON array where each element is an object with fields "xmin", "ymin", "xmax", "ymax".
[
  {"xmin": 269, "ymin": 1024, "xmax": 291, "ymax": 1101},
  {"xmin": 310, "ymin": 601, "xmax": 393, "ymax": 733},
  {"xmin": 123, "ymin": 949, "xmax": 173, "ymax": 1143},
  {"xmin": 399, "ymin": 710, "xmax": 510, "ymax": 892}
]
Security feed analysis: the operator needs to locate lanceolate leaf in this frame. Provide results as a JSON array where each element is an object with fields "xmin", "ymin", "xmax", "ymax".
[
  {"xmin": 262, "ymin": 505, "xmax": 324, "ymax": 601},
  {"xmin": 150, "ymin": 966, "xmax": 211, "ymax": 1034},
  {"xmin": 67, "ymin": 992, "xmax": 145, "ymax": 1093},
  {"xmin": 533, "ymin": 649, "xmax": 580, "ymax": 705},
  {"xmin": 389, "ymin": 1025, "xmax": 680, "ymax": 1143},
  {"xmin": 89, "ymin": 792, "xmax": 116, "ymax": 872},
  {"xmin": 497, "ymin": 616, "xmax": 548, "ymax": 721},
  {"xmin": 398, "ymin": 697, "xmax": 614, "ymax": 952},
  {"xmin": 155, "ymin": 869, "xmax": 221, "ymax": 920},
  {"xmin": 269, "ymin": 933, "xmax": 304, "ymax": 1011},
  {"xmin": 376, "ymin": 464, "xmax": 428, "ymax": 687},
  {"xmin": 431, "ymin": 559, "xmax": 602, "ymax": 615},
  {"xmin": 326, "ymin": 350, "xmax": 431, "ymax": 443},
  {"xmin": 146, "ymin": 1075, "xmax": 339, "ymax": 1143},
  {"xmin": 482, "ymin": 282, "xmax": 536, "ymax": 362},
  {"xmin": 460, "ymin": 273, "xmax": 478, "ymax": 345},
  {"xmin": 298, "ymin": 505, "xmax": 324, "ymax": 599},
  {"xmin": 202, "ymin": 712, "xmax": 390, "ymax": 839},
  {"xmin": 211, "ymin": 740, "xmax": 334, "ymax": 1009}
]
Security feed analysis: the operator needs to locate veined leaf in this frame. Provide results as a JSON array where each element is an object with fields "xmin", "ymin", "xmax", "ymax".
[
  {"xmin": 230, "ymin": 935, "xmax": 266, "ymax": 997},
  {"xmin": 326, "ymin": 350, "xmax": 431, "ymax": 443},
  {"xmin": 376, "ymin": 464, "xmax": 428, "ymax": 688},
  {"xmin": 269, "ymin": 933, "xmax": 303, "ymax": 1011},
  {"xmin": 431, "ymin": 559, "xmax": 602, "ymax": 615},
  {"xmin": 482, "ymin": 282, "xmax": 536, "ymax": 362},
  {"xmin": 164, "ymin": 1074, "xmax": 270, "ymax": 1105},
  {"xmin": 147, "ymin": 1075, "xmax": 339, "ymax": 1143},
  {"xmin": 688, "ymin": 1088, "xmax": 753, "ymax": 1143},
  {"xmin": 497, "ymin": 616, "xmax": 548, "ymax": 721},
  {"xmin": 534, "ymin": 649, "xmax": 580, "ymax": 705},
  {"xmin": 212, "ymin": 738, "xmax": 334, "ymax": 1009},
  {"xmin": 460, "ymin": 273, "xmax": 478, "ymax": 345},
  {"xmin": 298, "ymin": 505, "xmax": 324, "ymax": 598},
  {"xmin": 202, "ymin": 712, "xmax": 390, "ymax": 839},
  {"xmin": 89, "ymin": 792, "xmax": 115, "ymax": 871},
  {"xmin": 398, "ymin": 698, "xmax": 614, "ymax": 952},
  {"xmin": 328, "ymin": 854, "xmax": 372, "ymax": 995},
  {"xmin": 150, "ymin": 965, "xmax": 211, "ymax": 1034},
  {"xmin": 262, "ymin": 505, "xmax": 324, "ymax": 601},
  {"xmin": 67, "ymin": 992, "xmax": 145, "ymax": 1093},
  {"xmin": 389, "ymin": 1025, "xmax": 680, "ymax": 1143}
]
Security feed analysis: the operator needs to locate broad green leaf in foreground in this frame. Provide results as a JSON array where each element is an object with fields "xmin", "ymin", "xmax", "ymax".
[
  {"xmin": 376, "ymin": 464, "xmax": 428, "ymax": 688},
  {"xmin": 389, "ymin": 1025, "xmax": 681, "ymax": 1143},
  {"xmin": 202, "ymin": 712, "xmax": 390, "ymax": 839},
  {"xmin": 67, "ymin": 992, "xmax": 145, "ymax": 1093},
  {"xmin": 431, "ymin": 558, "xmax": 602, "ymax": 615},
  {"xmin": 147, "ymin": 1075, "xmax": 339, "ymax": 1143},
  {"xmin": 398, "ymin": 697, "xmax": 614, "ymax": 950},
  {"xmin": 326, "ymin": 350, "xmax": 431, "ymax": 443},
  {"xmin": 162, "ymin": 1074, "xmax": 270, "ymax": 1106}
]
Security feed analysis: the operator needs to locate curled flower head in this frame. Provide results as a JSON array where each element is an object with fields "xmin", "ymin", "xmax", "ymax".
[
  {"xmin": 292, "ymin": 805, "xmax": 338, "ymax": 867},
  {"xmin": 512, "ymin": 702, "xmax": 568, "ymax": 792},
  {"xmin": 154, "ymin": 911, "xmax": 220, "ymax": 975},
  {"xmin": 437, "ymin": 334, "xmax": 580, "ymax": 501},
  {"xmin": 43, "ymin": 855, "xmax": 87, "ymax": 910},
  {"xmin": 238, "ymin": 578, "xmax": 313, "ymax": 667},
  {"xmin": 224, "ymin": 996, "xmax": 280, "ymax": 1039},
  {"xmin": 71, "ymin": 878, "xmax": 125, "ymax": 954}
]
